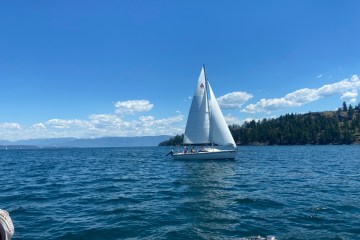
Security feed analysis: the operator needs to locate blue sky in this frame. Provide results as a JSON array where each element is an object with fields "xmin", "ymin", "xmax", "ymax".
[{"xmin": 1, "ymin": 1, "xmax": 360, "ymax": 140}]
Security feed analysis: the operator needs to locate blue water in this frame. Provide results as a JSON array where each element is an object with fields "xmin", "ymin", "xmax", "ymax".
[{"xmin": 1, "ymin": 146, "xmax": 360, "ymax": 240}]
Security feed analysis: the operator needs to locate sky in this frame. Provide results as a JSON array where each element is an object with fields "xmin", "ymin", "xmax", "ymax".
[{"xmin": 1, "ymin": 1, "xmax": 360, "ymax": 141}]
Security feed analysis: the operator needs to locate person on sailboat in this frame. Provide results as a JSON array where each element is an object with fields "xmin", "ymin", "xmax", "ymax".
[
  {"xmin": 191, "ymin": 146, "xmax": 195, "ymax": 153},
  {"xmin": 183, "ymin": 146, "xmax": 188, "ymax": 154}
]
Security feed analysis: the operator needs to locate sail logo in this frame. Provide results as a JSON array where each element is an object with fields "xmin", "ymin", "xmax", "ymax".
[{"xmin": 200, "ymin": 82, "xmax": 205, "ymax": 89}]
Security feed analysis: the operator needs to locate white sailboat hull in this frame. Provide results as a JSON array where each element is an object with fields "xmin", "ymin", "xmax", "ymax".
[{"xmin": 172, "ymin": 149, "xmax": 237, "ymax": 160}]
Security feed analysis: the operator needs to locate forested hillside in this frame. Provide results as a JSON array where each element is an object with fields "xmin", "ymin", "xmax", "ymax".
[{"xmin": 159, "ymin": 102, "xmax": 360, "ymax": 146}]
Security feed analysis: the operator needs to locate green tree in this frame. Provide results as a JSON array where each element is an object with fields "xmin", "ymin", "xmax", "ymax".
[
  {"xmin": 348, "ymin": 104, "xmax": 354, "ymax": 119},
  {"xmin": 343, "ymin": 101, "xmax": 348, "ymax": 111}
]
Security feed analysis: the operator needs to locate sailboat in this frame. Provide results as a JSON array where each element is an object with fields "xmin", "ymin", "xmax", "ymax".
[{"xmin": 172, "ymin": 66, "xmax": 237, "ymax": 160}]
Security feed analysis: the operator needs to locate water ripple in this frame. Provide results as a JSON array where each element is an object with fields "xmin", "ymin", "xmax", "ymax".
[{"xmin": 1, "ymin": 146, "xmax": 360, "ymax": 239}]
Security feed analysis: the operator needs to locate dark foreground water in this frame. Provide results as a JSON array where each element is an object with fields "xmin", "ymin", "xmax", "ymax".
[{"xmin": 1, "ymin": 146, "xmax": 360, "ymax": 240}]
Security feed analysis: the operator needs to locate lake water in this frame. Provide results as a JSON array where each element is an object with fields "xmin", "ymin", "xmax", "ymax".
[{"xmin": 1, "ymin": 146, "xmax": 359, "ymax": 239}]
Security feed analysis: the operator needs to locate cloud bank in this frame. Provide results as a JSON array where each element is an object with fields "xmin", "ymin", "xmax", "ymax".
[
  {"xmin": 0, "ymin": 100, "xmax": 183, "ymax": 141},
  {"xmin": 242, "ymin": 75, "xmax": 360, "ymax": 113}
]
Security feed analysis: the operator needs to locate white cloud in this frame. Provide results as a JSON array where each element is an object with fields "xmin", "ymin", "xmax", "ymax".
[
  {"xmin": 139, "ymin": 115, "xmax": 183, "ymax": 126},
  {"xmin": 217, "ymin": 91, "xmax": 253, "ymax": 109},
  {"xmin": 136, "ymin": 115, "xmax": 184, "ymax": 135},
  {"xmin": 115, "ymin": 100, "xmax": 153, "ymax": 115},
  {"xmin": 224, "ymin": 115, "xmax": 243, "ymax": 125},
  {"xmin": 0, "ymin": 123, "xmax": 22, "ymax": 141},
  {"xmin": 89, "ymin": 114, "xmax": 124, "ymax": 129},
  {"xmin": 0, "ymin": 122, "xmax": 21, "ymax": 130},
  {"xmin": 46, "ymin": 119, "xmax": 91, "ymax": 129},
  {"xmin": 317, "ymin": 74, "xmax": 323, "ymax": 79},
  {"xmin": 32, "ymin": 123, "xmax": 46, "ymax": 129},
  {"xmin": 242, "ymin": 98, "xmax": 297, "ymax": 114},
  {"xmin": 317, "ymin": 80, "xmax": 352, "ymax": 97},
  {"xmin": 224, "ymin": 115, "xmax": 264, "ymax": 126},
  {"xmin": 341, "ymin": 91, "xmax": 358, "ymax": 104},
  {"xmin": 242, "ymin": 75, "xmax": 360, "ymax": 113},
  {"xmin": 0, "ymin": 98, "xmax": 185, "ymax": 141},
  {"xmin": 284, "ymin": 88, "xmax": 320, "ymax": 104}
]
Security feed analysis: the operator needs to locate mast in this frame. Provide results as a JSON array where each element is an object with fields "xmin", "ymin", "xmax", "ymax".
[
  {"xmin": 203, "ymin": 64, "xmax": 213, "ymax": 147},
  {"xmin": 203, "ymin": 64, "xmax": 210, "ymax": 115}
]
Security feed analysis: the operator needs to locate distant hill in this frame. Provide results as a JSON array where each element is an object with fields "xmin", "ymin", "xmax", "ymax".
[
  {"xmin": 231, "ymin": 110, "xmax": 360, "ymax": 145},
  {"xmin": 160, "ymin": 102, "xmax": 360, "ymax": 146},
  {"xmin": 0, "ymin": 145, "xmax": 39, "ymax": 150},
  {"xmin": 0, "ymin": 136, "xmax": 172, "ymax": 148},
  {"xmin": 14, "ymin": 138, "xmax": 77, "ymax": 146}
]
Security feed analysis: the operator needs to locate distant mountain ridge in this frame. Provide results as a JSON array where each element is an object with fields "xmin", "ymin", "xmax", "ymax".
[{"xmin": 0, "ymin": 136, "xmax": 172, "ymax": 148}]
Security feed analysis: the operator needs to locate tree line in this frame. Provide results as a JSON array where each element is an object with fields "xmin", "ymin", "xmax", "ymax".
[{"xmin": 159, "ymin": 102, "xmax": 360, "ymax": 146}]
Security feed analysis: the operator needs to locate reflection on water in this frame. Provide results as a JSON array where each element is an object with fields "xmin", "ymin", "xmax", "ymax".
[{"xmin": 176, "ymin": 160, "xmax": 240, "ymax": 238}]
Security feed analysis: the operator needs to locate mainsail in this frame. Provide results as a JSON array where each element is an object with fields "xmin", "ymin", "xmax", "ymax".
[
  {"xmin": 183, "ymin": 67, "xmax": 236, "ymax": 148},
  {"xmin": 183, "ymin": 68, "xmax": 210, "ymax": 144}
]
